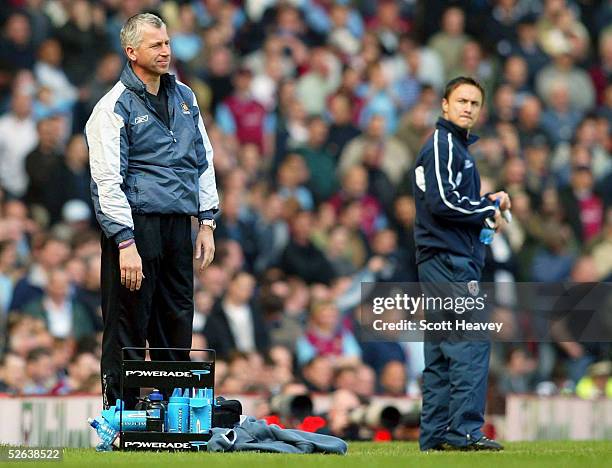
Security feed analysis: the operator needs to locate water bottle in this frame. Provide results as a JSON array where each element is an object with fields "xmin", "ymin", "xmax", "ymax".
[
  {"xmin": 189, "ymin": 388, "xmax": 213, "ymax": 433},
  {"xmin": 88, "ymin": 417, "xmax": 118, "ymax": 451},
  {"xmin": 146, "ymin": 389, "xmax": 167, "ymax": 432},
  {"xmin": 102, "ymin": 399, "xmax": 148, "ymax": 431},
  {"xmin": 479, "ymin": 199, "xmax": 500, "ymax": 245},
  {"xmin": 167, "ymin": 388, "xmax": 190, "ymax": 433}
]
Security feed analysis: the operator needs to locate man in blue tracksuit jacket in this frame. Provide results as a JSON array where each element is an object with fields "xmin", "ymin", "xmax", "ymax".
[
  {"xmin": 413, "ymin": 77, "xmax": 509, "ymax": 451},
  {"xmin": 85, "ymin": 13, "xmax": 219, "ymax": 408}
]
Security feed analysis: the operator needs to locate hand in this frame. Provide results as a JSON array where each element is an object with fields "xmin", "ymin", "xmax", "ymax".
[
  {"xmin": 195, "ymin": 225, "xmax": 215, "ymax": 271},
  {"xmin": 367, "ymin": 256, "xmax": 386, "ymax": 273},
  {"xmin": 488, "ymin": 191, "xmax": 511, "ymax": 211},
  {"xmin": 560, "ymin": 341, "xmax": 584, "ymax": 359},
  {"xmin": 492, "ymin": 209, "xmax": 503, "ymax": 231},
  {"xmin": 119, "ymin": 243, "xmax": 144, "ymax": 291}
]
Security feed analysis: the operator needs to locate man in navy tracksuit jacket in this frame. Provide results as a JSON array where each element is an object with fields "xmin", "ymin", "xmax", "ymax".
[
  {"xmin": 86, "ymin": 14, "xmax": 219, "ymax": 408},
  {"xmin": 413, "ymin": 77, "xmax": 509, "ymax": 451}
]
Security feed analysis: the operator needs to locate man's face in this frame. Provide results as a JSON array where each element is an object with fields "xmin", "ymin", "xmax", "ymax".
[
  {"xmin": 127, "ymin": 24, "xmax": 171, "ymax": 77},
  {"xmin": 442, "ymin": 84, "xmax": 483, "ymax": 130}
]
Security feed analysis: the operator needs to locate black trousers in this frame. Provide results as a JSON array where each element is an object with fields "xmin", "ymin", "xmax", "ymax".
[{"xmin": 100, "ymin": 214, "xmax": 194, "ymax": 409}]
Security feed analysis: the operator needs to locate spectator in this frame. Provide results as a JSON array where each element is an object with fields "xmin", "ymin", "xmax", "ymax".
[
  {"xmin": 23, "ymin": 347, "xmax": 56, "ymax": 395},
  {"xmin": 379, "ymin": 360, "xmax": 407, "ymax": 396},
  {"xmin": 276, "ymin": 154, "xmax": 313, "ymax": 211},
  {"xmin": 0, "ymin": 240, "xmax": 18, "ymax": 323},
  {"xmin": 9, "ymin": 235, "xmax": 70, "ymax": 311},
  {"xmin": 22, "ymin": 267, "xmax": 96, "ymax": 340},
  {"xmin": 280, "ymin": 210, "xmax": 335, "ymax": 285},
  {"xmin": 45, "ymin": 134, "xmax": 92, "ymax": 224},
  {"xmin": 498, "ymin": 347, "xmax": 537, "ymax": 395},
  {"xmin": 589, "ymin": 30, "xmax": 612, "ymax": 105},
  {"xmin": 214, "ymin": 191, "xmax": 258, "ymax": 268},
  {"xmin": 24, "ymin": 115, "xmax": 63, "ymax": 212},
  {"xmin": 384, "ymin": 34, "xmax": 444, "ymax": 94},
  {"xmin": 0, "ymin": 91, "xmax": 38, "ymax": 198},
  {"xmin": 507, "ymin": 14, "xmax": 550, "ymax": 84},
  {"xmin": 294, "ymin": 116, "xmax": 338, "ymax": 203},
  {"xmin": 0, "ymin": 352, "xmax": 26, "ymax": 394},
  {"xmin": 357, "ymin": 63, "xmax": 398, "ymax": 134},
  {"xmin": 203, "ymin": 271, "xmax": 269, "ymax": 359},
  {"xmin": 204, "ymin": 47, "xmax": 236, "ymax": 113},
  {"xmin": 540, "ymin": 80, "xmax": 583, "ymax": 146},
  {"xmin": 33, "ymin": 39, "xmax": 77, "ymax": 114},
  {"xmin": 295, "ymin": 300, "xmax": 361, "ymax": 366},
  {"xmin": 559, "ymin": 164, "xmax": 604, "ymax": 244},
  {"xmin": 427, "ymin": 6, "xmax": 470, "ymax": 80},
  {"xmin": 54, "ymin": 0, "xmax": 109, "ymax": 86},
  {"xmin": 216, "ymin": 67, "xmax": 270, "ymax": 154},
  {"xmin": 253, "ymin": 194, "xmax": 290, "ymax": 274},
  {"xmin": 54, "ymin": 351, "xmax": 99, "ymax": 394},
  {"xmin": 535, "ymin": 50, "xmax": 596, "ymax": 114},
  {"xmin": 326, "ymin": 93, "xmax": 361, "ymax": 160},
  {"xmin": 296, "ymin": 46, "xmax": 341, "ymax": 116},
  {"xmin": 515, "ymin": 95, "xmax": 550, "ymax": 148},
  {"xmin": 339, "ymin": 114, "xmax": 412, "ymax": 187},
  {"xmin": 501, "ymin": 55, "xmax": 531, "ymax": 101},
  {"xmin": 329, "ymin": 165, "xmax": 384, "ymax": 238},
  {"xmin": 300, "ymin": 355, "xmax": 334, "ymax": 393},
  {"xmin": 0, "ymin": 12, "xmax": 36, "ymax": 70}
]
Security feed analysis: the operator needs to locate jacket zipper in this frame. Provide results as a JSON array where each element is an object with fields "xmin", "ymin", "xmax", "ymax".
[{"xmin": 132, "ymin": 90, "xmax": 177, "ymax": 143}]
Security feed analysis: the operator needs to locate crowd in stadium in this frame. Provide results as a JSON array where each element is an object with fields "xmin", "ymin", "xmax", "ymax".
[{"xmin": 0, "ymin": 0, "xmax": 611, "ymax": 438}]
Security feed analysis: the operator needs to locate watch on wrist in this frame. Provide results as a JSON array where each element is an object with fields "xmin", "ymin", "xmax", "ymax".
[{"xmin": 199, "ymin": 219, "xmax": 216, "ymax": 231}]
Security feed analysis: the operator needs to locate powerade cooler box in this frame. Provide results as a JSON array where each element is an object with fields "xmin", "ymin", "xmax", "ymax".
[{"xmin": 119, "ymin": 347, "xmax": 214, "ymax": 452}]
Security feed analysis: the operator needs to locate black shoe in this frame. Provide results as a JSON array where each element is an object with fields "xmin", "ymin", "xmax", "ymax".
[
  {"xmin": 465, "ymin": 437, "xmax": 504, "ymax": 451},
  {"xmin": 428, "ymin": 443, "xmax": 447, "ymax": 451},
  {"xmin": 427, "ymin": 442, "xmax": 456, "ymax": 451}
]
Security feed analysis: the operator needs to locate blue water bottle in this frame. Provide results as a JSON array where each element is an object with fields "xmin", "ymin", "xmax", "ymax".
[
  {"xmin": 189, "ymin": 388, "xmax": 213, "ymax": 433},
  {"xmin": 88, "ymin": 417, "xmax": 118, "ymax": 451},
  {"xmin": 167, "ymin": 388, "xmax": 190, "ymax": 433},
  {"xmin": 102, "ymin": 399, "xmax": 148, "ymax": 431},
  {"xmin": 479, "ymin": 199, "xmax": 500, "ymax": 245}
]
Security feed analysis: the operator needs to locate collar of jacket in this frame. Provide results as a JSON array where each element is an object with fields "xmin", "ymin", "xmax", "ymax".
[
  {"xmin": 120, "ymin": 62, "xmax": 177, "ymax": 98},
  {"xmin": 436, "ymin": 117, "xmax": 480, "ymax": 146}
]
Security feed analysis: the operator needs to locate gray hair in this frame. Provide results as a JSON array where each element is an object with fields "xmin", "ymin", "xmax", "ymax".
[{"xmin": 120, "ymin": 13, "xmax": 165, "ymax": 50}]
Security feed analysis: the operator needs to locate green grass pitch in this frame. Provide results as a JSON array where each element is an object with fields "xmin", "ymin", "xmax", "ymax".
[{"xmin": 2, "ymin": 441, "xmax": 611, "ymax": 468}]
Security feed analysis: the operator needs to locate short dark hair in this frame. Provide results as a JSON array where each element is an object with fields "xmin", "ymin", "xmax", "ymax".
[{"xmin": 443, "ymin": 76, "xmax": 485, "ymax": 102}]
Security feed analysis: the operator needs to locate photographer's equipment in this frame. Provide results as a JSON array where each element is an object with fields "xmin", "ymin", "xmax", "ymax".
[
  {"xmin": 350, "ymin": 403, "xmax": 402, "ymax": 430},
  {"xmin": 270, "ymin": 393, "xmax": 314, "ymax": 420}
]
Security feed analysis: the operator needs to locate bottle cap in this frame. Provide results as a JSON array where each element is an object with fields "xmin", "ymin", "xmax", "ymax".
[{"xmin": 149, "ymin": 390, "xmax": 164, "ymax": 401}]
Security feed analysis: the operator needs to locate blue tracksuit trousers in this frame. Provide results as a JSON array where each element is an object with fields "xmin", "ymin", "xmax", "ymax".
[{"xmin": 417, "ymin": 252, "xmax": 491, "ymax": 450}]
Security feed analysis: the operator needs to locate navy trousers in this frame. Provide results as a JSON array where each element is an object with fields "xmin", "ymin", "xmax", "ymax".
[{"xmin": 417, "ymin": 252, "xmax": 491, "ymax": 450}]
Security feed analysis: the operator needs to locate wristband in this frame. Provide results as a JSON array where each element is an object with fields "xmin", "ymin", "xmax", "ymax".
[{"xmin": 118, "ymin": 238, "xmax": 135, "ymax": 250}]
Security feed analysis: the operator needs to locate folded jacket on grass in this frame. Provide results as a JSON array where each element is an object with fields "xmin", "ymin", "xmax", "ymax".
[{"xmin": 207, "ymin": 416, "xmax": 348, "ymax": 454}]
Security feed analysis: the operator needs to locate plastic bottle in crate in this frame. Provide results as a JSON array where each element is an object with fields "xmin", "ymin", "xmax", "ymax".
[
  {"xmin": 167, "ymin": 388, "xmax": 190, "ymax": 433},
  {"xmin": 189, "ymin": 388, "xmax": 213, "ymax": 433},
  {"xmin": 145, "ymin": 389, "xmax": 167, "ymax": 432}
]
